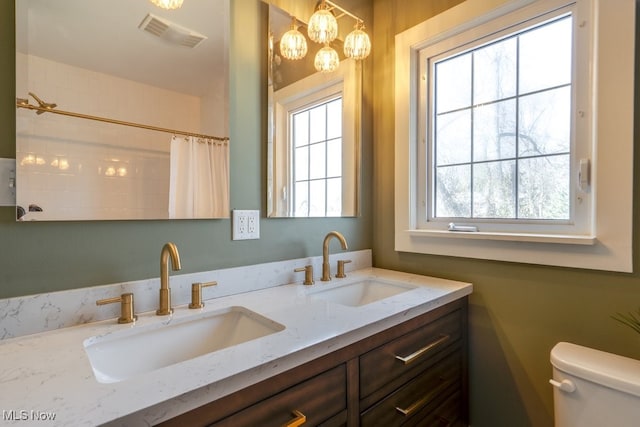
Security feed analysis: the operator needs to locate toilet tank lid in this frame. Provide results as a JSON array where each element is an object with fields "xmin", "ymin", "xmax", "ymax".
[{"xmin": 551, "ymin": 342, "xmax": 640, "ymax": 397}]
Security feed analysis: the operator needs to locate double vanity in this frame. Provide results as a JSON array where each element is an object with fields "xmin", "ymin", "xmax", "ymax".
[{"xmin": 0, "ymin": 249, "xmax": 471, "ymax": 426}]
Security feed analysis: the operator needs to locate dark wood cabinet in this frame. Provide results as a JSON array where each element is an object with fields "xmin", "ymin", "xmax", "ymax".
[{"xmin": 159, "ymin": 297, "xmax": 467, "ymax": 427}]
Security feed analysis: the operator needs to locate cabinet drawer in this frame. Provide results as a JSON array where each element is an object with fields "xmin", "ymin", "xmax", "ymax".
[
  {"xmin": 211, "ymin": 365, "xmax": 347, "ymax": 427},
  {"xmin": 360, "ymin": 309, "xmax": 462, "ymax": 399},
  {"xmin": 360, "ymin": 351, "xmax": 461, "ymax": 427},
  {"xmin": 408, "ymin": 390, "xmax": 463, "ymax": 427}
]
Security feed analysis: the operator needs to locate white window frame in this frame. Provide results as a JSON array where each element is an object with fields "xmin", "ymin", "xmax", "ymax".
[
  {"xmin": 395, "ymin": 0, "xmax": 634, "ymax": 272},
  {"xmin": 269, "ymin": 58, "xmax": 359, "ymax": 217},
  {"xmin": 290, "ymin": 95, "xmax": 344, "ymax": 217}
]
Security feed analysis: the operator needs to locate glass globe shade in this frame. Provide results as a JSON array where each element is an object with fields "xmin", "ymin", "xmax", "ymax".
[
  {"xmin": 344, "ymin": 25, "xmax": 371, "ymax": 60},
  {"xmin": 314, "ymin": 45, "xmax": 340, "ymax": 73},
  {"xmin": 280, "ymin": 21, "xmax": 308, "ymax": 60},
  {"xmin": 149, "ymin": 0, "xmax": 184, "ymax": 10},
  {"xmin": 308, "ymin": 7, "xmax": 338, "ymax": 44}
]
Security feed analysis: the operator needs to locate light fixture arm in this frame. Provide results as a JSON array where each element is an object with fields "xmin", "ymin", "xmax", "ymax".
[{"xmin": 324, "ymin": 0, "xmax": 364, "ymax": 25}]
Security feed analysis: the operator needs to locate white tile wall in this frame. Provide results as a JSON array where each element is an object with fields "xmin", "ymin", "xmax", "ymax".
[{"xmin": 16, "ymin": 53, "xmax": 215, "ymax": 220}]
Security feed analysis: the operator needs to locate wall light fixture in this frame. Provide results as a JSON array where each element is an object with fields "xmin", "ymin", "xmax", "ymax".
[
  {"xmin": 279, "ymin": 0, "xmax": 371, "ymax": 73},
  {"xmin": 280, "ymin": 17, "xmax": 308, "ymax": 60}
]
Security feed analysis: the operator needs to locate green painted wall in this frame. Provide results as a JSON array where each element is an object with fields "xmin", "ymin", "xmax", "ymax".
[
  {"xmin": 372, "ymin": 0, "xmax": 640, "ymax": 426},
  {"xmin": 3, "ymin": 0, "xmax": 640, "ymax": 425},
  {"xmin": 0, "ymin": 0, "xmax": 372, "ymax": 298}
]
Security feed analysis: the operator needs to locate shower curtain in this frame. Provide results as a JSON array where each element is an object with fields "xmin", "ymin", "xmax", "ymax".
[{"xmin": 169, "ymin": 135, "xmax": 229, "ymax": 218}]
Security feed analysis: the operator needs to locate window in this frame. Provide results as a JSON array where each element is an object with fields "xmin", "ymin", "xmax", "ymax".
[
  {"xmin": 292, "ymin": 97, "xmax": 343, "ymax": 217},
  {"xmin": 395, "ymin": 0, "xmax": 634, "ymax": 271},
  {"xmin": 429, "ymin": 14, "xmax": 572, "ymax": 222},
  {"xmin": 269, "ymin": 58, "xmax": 359, "ymax": 217}
]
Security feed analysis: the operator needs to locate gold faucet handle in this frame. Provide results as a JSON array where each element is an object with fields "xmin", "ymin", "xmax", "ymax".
[
  {"xmin": 294, "ymin": 265, "xmax": 315, "ymax": 286},
  {"xmin": 96, "ymin": 293, "xmax": 137, "ymax": 324},
  {"xmin": 336, "ymin": 259, "xmax": 352, "ymax": 278},
  {"xmin": 189, "ymin": 281, "xmax": 218, "ymax": 309}
]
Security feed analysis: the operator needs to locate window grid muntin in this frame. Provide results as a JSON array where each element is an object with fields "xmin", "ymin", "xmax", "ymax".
[
  {"xmin": 291, "ymin": 96, "xmax": 343, "ymax": 217},
  {"xmin": 431, "ymin": 13, "xmax": 573, "ymax": 222}
]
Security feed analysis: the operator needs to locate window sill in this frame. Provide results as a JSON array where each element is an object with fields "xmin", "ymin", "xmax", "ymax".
[{"xmin": 406, "ymin": 229, "xmax": 596, "ymax": 246}]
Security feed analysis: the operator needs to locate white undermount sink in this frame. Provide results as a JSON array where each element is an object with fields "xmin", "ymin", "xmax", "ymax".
[
  {"xmin": 83, "ymin": 306, "xmax": 284, "ymax": 383},
  {"xmin": 309, "ymin": 279, "xmax": 416, "ymax": 307}
]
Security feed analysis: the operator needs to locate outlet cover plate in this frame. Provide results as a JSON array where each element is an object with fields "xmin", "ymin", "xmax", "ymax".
[
  {"xmin": 0, "ymin": 158, "xmax": 16, "ymax": 206},
  {"xmin": 232, "ymin": 209, "xmax": 260, "ymax": 240}
]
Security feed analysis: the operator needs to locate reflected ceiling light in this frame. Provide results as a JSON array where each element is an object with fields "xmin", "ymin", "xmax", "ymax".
[
  {"xmin": 149, "ymin": 0, "xmax": 184, "ymax": 10},
  {"xmin": 51, "ymin": 157, "xmax": 69, "ymax": 170},
  {"xmin": 314, "ymin": 45, "xmax": 340, "ymax": 73},
  {"xmin": 344, "ymin": 21, "xmax": 371, "ymax": 60},
  {"xmin": 280, "ymin": 17, "xmax": 308, "ymax": 60},
  {"xmin": 308, "ymin": 1, "xmax": 338, "ymax": 44}
]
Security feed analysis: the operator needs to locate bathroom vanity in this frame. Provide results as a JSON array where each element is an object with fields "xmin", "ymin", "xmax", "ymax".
[
  {"xmin": 161, "ymin": 297, "xmax": 467, "ymax": 426},
  {"xmin": 0, "ymin": 252, "xmax": 471, "ymax": 426}
]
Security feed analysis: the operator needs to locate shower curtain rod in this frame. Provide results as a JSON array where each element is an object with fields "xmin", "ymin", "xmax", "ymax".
[{"xmin": 16, "ymin": 93, "xmax": 229, "ymax": 142}]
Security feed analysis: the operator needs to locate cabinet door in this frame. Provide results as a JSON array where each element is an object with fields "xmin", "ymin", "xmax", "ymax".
[{"xmin": 211, "ymin": 364, "xmax": 347, "ymax": 427}]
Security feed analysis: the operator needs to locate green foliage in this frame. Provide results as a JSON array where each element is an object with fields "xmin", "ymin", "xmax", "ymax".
[{"xmin": 612, "ymin": 308, "xmax": 640, "ymax": 335}]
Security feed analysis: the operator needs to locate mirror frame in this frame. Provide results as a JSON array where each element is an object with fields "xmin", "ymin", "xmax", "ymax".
[{"xmin": 266, "ymin": 1, "xmax": 362, "ymax": 218}]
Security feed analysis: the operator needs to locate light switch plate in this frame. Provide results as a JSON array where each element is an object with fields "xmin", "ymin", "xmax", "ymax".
[
  {"xmin": 232, "ymin": 209, "xmax": 260, "ymax": 240},
  {"xmin": 0, "ymin": 158, "xmax": 16, "ymax": 206}
]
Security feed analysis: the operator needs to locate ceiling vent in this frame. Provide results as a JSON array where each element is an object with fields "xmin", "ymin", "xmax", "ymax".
[{"xmin": 138, "ymin": 13, "xmax": 207, "ymax": 48}]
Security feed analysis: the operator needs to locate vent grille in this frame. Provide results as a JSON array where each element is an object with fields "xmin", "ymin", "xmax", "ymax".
[{"xmin": 139, "ymin": 13, "xmax": 207, "ymax": 48}]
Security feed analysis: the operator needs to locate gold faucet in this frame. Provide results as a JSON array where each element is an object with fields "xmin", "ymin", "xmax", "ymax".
[
  {"xmin": 96, "ymin": 293, "xmax": 137, "ymax": 324},
  {"xmin": 294, "ymin": 265, "xmax": 315, "ymax": 286},
  {"xmin": 158, "ymin": 242, "xmax": 181, "ymax": 315},
  {"xmin": 321, "ymin": 231, "xmax": 348, "ymax": 281}
]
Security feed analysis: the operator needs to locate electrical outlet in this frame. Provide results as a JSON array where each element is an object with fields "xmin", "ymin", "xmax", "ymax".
[{"xmin": 232, "ymin": 209, "xmax": 260, "ymax": 240}]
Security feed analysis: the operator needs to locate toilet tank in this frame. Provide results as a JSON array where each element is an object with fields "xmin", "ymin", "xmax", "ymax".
[{"xmin": 550, "ymin": 342, "xmax": 640, "ymax": 427}]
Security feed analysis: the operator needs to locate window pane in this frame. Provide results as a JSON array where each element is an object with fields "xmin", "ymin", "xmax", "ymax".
[
  {"xmin": 293, "ymin": 111, "xmax": 309, "ymax": 147},
  {"xmin": 473, "ymin": 160, "xmax": 515, "ymax": 218},
  {"xmin": 290, "ymin": 95, "xmax": 344, "ymax": 217},
  {"xmin": 473, "ymin": 37, "xmax": 517, "ymax": 104},
  {"xmin": 518, "ymin": 86, "xmax": 571, "ymax": 157},
  {"xmin": 294, "ymin": 181, "xmax": 309, "ymax": 217},
  {"xmin": 435, "ymin": 164, "xmax": 471, "ymax": 217},
  {"xmin": 326, "ymin": 177, "xmax": 342, "ymax": 216},
  {"xmin": 519, "ymin": 16, "xmax": 572, "ymax": 94},
  {"xmin": 473, "ymin": 99, "xmax": 516, "ymax": 162},
  {"xmin": 518, "ymin": 155, "xmax": 570, "ymax": 219},
  {"xmin": 309, "ymin": 180, "xmax": 326, "ymax": 216},
  {"xmin": 327, "ymin": 98, "xmax": 342, "ymax": 140},
  {"xmin": 295, "ymin": 146, "xmax": 308, "ymax": 180},
  {"xmin": 309, "ymin": 142, "xmax": 326, "ymax": 179},
  {"xmin": 436, "ymin": 109, "xmax": 471, "ymax": 165},
  {"xmin": 326, "ymin": 138, "xmax": 342, "ymax": 177},
  {"xmin": 435, "ymin": 53, "xmax": 472, "ymax": 113},
  {"xmin": 309, "ymin": 104, "xmax": 326, "ymax": 143}
]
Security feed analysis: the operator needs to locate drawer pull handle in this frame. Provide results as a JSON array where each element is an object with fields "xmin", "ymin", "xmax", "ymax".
[
  {"xmin": 438, "ymin": 415, "xmax": 453, "ymax": 426},
  {"xmin": 395, "ymin": 379, "xmax": 453, "ymax": 417},
  {"xmin": 395, "ymin": 334, "xmax": 450, "ymax": 365},
  {"xmin": 283, "ymin": 410, "xmax": 306, "ymax": 427}
]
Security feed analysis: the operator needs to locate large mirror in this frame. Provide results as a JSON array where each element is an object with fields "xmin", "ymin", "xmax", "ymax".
[
  {"xmin": 15, "ymin": 0, "xmax": 230, "ymax": 221},
  {"xmin": 267, "ymin": 1, "xmax": 362, "ymax": 217}
]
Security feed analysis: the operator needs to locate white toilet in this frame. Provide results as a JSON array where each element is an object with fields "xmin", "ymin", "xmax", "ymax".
[{"xmin": 550, "ymin": 342, "xmax": 640, "ymax": 427}]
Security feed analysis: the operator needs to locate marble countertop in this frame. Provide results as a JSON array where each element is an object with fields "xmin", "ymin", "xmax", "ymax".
[{"xmin": 0, "ymin": 268, "xmax": 471, "ymax": 426}]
